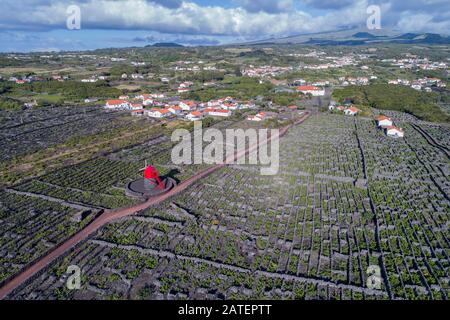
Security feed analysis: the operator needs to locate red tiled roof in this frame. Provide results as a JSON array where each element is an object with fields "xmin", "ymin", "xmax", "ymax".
[
  {"xmin": 297, "ymin": 85, "xmax": 320, "ymax": 91},
  {"xmin": 106, "ymin": 99, "xmax": 127, "ymax": 105},
  {"xmin": 376, "ymin": 115, "xmax": 391, "ymax": 121}
]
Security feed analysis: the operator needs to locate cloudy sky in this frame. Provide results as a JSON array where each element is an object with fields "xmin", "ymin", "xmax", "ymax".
[{"xmin": 0, "ymin": 0, "xmax": 449, "ymax": 52}]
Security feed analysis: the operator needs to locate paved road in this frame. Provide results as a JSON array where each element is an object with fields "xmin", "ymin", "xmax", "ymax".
[{"xmin": 0, "ymin": 112, "xmax": 310, "ymax": 299}]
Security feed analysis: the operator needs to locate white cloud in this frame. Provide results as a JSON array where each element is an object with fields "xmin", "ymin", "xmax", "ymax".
[
  {"xmin": 233, "ymin": 0, "xmax": 294, "ymax": 13},
  {"xmin": 0, "ymin": 0, "xmax": 371, "ymax": 37},
  {"xmin": 0, "ymin": 0, "xmax": 448, "ymax": 38}
]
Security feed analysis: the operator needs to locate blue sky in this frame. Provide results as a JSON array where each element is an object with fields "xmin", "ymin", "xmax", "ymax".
[{"xmin": 0, "ymin": 0, "xmax": 449, "ymax": 52}]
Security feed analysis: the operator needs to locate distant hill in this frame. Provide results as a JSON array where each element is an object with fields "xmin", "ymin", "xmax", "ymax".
[
  {"xmin": 146, "ymin": 42, "xmax": 184, "ymax": 48},
  {"xmin": 352, "ymin": 32, "xmax": 378, "ymax": 39},
  {"xmin": 241, "ymin": 27, "xmax": 450, "ymax": 46}
]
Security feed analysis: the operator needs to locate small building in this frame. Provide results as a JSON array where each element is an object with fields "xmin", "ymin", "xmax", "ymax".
[
  {"xmin": 105, "ymin": 99, "xmax": 130, "ymax": 110},
  {"xmin": 205, "ymin": 108, "xmax": 231, "ymax": 117},
  {"xmin": 376, "ymin": 115, "xmax": 393, "ymax": 128},
  {"xmin": 145, "ymin": 108, "xmax": 171, "ymax": 118},
  {"xmin": 344, "ymin": 107, "xmax": 361, "ymax": 116},
  {"xmin": 296, "ymin": 85, "xmax": 325, "ymax": 96},
  {"xmin": 222, "ymin": 102, "xmax": 239, "ymax": 111},
  {"xmin": 247, "ymin": 112, "xmax": 267, "ymax": 121},
  {"xmin": 385, "ymin": 126, "xmax": 405, "ymax": 138},
  {"xmin": 179, "ymin": 100, "xmax": 197, "ymax": 111},
  {"xmin": 131, "ymin": 109, "xmax": 144, "ymax": 116},
  {"xmin": 330, "ymin": 105, "xmax": 345, "ymax": 112},
  {"xmin": 168, "ymin": 105, "xmax": 182, "ymax": 115},
  {"xmin": 141, "ymin": 94, "xmax": 154, "ymax": 106},
  {"xmin": 240, "ymin": 102, "xmax": 256, "ymax": 109},
  {"xmin": 130, "ymin": 103, "xmax": 143, "ymax": 110},
  {"xmin": 186, "ymin": 111, "xmax": 203, "ymax": 121}
]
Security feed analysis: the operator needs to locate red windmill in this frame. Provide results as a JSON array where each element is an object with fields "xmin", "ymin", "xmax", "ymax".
[{"xmin": 144, "ymin": 165, "xmax": 165, "ymax": 190}]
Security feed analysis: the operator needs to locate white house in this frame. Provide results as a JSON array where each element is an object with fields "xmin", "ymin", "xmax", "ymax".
[
  {"xmin": 145, "ymin": 108, "xmax": 171, "ymax": 118},
  {"xmin": 105, "ymin": 99, "xmax": 130, "ymax": 110},
  {"xmin": 344, "ymin": 107, "xmax": 361, "ymax": 116},
  {"xmin": 207, "ymin": 100, "xmax": 221, "ymax": 108},
  {"xmin": 168, "ymin": 105, "xmax": 183, "ymax": 115},
  {"xmin": 385, "ymin": 126, "xmax": 405, "ymax": 138},
  {"xmin": 140, "ymin": 94, "xmax": 154, "ymax": 106},
  {"xmin": 297, "ymin": 85, "xmax": 325, "ymax": 96},
  {"xmin": 240, "ymin": 102, "xmax": 256, "ymax": 109},
  {"xmin": 247, "ymin": 112, "xmax": 267, "ymax": 121},
  {"xmin": 376, "ymin": 115, "xmax": 393, "ymax": 128},
  {"xmin": 205, "ymin": 108, "xmax": 231, "ymax": 117},
  {"xmin": 130, "ymin": 103, "xmax": 143, "ymax": 110},
  {"xmin": 131, "ymin": 109, "xmax": 144, "ymax": 116},
  {"xmin": 222, "ymin": 103, "xmax": 239, "ymax": 111},
  {"xmin": 179, "ymin": 100, "xmax": 197, "ymax": 111},
  {"xmin": 186, "ymin": 111, "xmax": 203, "ymax": 121}
]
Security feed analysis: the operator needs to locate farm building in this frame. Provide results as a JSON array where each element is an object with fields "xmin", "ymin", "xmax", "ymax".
[
  {"xmin": 247, "ymin": 112, "xmax": 268, "ymax": 121},
  {"xmin": 104, "ymin": 99, "xmax": 130, "ymax": 110},
  {"xmin": 168, "ymin": 105, "xmax": 183, "ymax": 115},
  {"xmin": 145, "ymin": 108, "xmax": 171, "ymax": 118},
  {"xmin": 376, "ymin": 115, "xmax": 393, "ymax": 128},
  {"xmin": 204, "ymin": 108, "xmax": 231, "ymax": 117},
  {"xmin": 344, "ymin": 107, "xmax": 361, "ymax": 116},
  {"xmin": 385, "ymin": 126, "xmax": 405, "ymax": 138},
  {"xmin": 186, "ymin": 111, "xmax": 203, "ymax": 121},
  {"xmin": 296, "ymin": 85, "xmax": 325, "ymax": 96}
]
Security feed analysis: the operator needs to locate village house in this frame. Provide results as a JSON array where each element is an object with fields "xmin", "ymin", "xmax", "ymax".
[
  {"xmin": 130, "ymin": 103, "xmax": 143, "ymax": 110},
  {"xmin": 344, "ymin": 107, "xmax": 361, "ymax": 116},
  {"xmin": 296, "ymin": 85, "xmax": 325, "ymax": 96},
  {"xmin": 186, "ymin": 111, "xmax": 203, "ymax": 121},
  {"xmin": 81, "ymin": 78, "xmax": 98, "ymax": 83},
  {"xmin": 385, "ymin": 126, "xmax": 405, "ymax": 138},
  {"xmin": 222, "ymin": 102, "xmax": 239, "ymax": 111},
  {"xmin": 247, "ymin": 112, "xmax": 268, "ymax": 121},
  {"xmin": 145, "ymin": 108, "xmax": 171, "ymax": 118},
  {"xmin": 376, "ymin": 115, "xmax": 393, "ymax": 128},
  {"xmin": 204, "ymin": 108, "xmax": 231, "ymax": 117},
  {"xmin": 240, "ymin": 102, "xmax": 256, "ymax": 109},
  {"xmin": 104, "ymin": 99, "xmax": 130, "ymax": 110},
  {"xmin": 141, "ymin": 94, "xmax": 154, "ymax": 106},
  {"xmin": 119, "ymin": 95, "xmax": 129, "ymax": 100},
  {"xmin": 168, "ymin": 105, "xmax": 183, "ymax": 115},
  {"xmin": 207, "ymin": 100, "xmax": 221, "ymax": 108},
  {"xmin": 131, "ymin": 73, "xmax": 144, "ymax": 79},
  {"xmin": 131, "ymin": 109, "xmax": 144, "ymax": 116},
  {"xmin": 179, "ymin": 100, "xmax": 197, "ymax": 111}
]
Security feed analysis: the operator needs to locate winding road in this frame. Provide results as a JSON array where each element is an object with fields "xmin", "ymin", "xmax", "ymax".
[{"xmin": 0, "ymin": 112, "xmax": 310, "ymax": 299}]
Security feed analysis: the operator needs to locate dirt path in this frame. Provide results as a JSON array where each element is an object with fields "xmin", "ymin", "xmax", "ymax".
[{"xmin": 0, "ymin": 112, "xmax": 310, "ymax": 299}]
